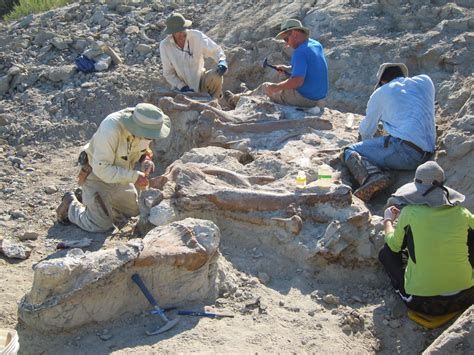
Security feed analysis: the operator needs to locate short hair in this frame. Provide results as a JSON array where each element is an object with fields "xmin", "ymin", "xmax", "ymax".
[{"xmin": 380, "ymin": 66, "xmax": 405, "ymax": 84}]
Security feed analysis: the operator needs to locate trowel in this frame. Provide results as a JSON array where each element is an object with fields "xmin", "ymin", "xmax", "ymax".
[
  {"xmin": 262, "ymin": 57, "xmax": 291, "ymax": 77},
  {"xmin": 131, "ymin": 273, "xmax": 180, "ymax": 335}
]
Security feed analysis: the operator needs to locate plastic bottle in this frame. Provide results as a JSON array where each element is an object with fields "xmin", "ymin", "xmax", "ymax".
[
  {"xmin": 345, "ymin": 114, "xmax": 354, "ymax": 130},
  {"xmin": 316, "ymin": 165, "xmax": 332, "ymax": 188},
  {"xmin": 295, "ymin": 171, "xmax": 307, "ymax": 189}
]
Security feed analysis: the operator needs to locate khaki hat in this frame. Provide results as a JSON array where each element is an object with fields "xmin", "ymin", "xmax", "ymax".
[
  {"xmin": 164, "ymin": 13, "xmax": 192, "ymax": 35},
  {"xmin": 120, "ymin": 103, "xmax": 171, "ymax": 140},
  {"xmin": 275, "ymin": 19, "xmax": 310, "ymax": 39},
  {"xmin": 389, "ymin": 161, "xmax": 465, "ymax": 208},
  {"xmin": 375, "ymin": 62, "xmax": 408, "ymax": 89}
]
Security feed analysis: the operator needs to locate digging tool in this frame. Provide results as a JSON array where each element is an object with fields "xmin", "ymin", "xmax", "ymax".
[
  {"xmin": 131, "ymin": 273, "xmax": 180, "ymax": 335},
  {"xmin": 262, "ymin": 57, "xmax": 291, "ymax": 77},
  {"xmin": 177, "ymin": 310, "xmax": 234, "ymax": 318},
  {"xmin": 178, "ymin": 310, "xmax": 234, "ymax": 318}
]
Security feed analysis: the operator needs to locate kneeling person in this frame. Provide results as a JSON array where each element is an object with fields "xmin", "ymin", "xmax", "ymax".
[{"xmin": 56, "ymin": 103, "xmax": 170, "ymax": 232}]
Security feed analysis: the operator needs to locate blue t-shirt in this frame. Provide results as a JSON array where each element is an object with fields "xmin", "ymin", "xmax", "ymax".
[{"xmin": 291, "ymin": 38, "xmax": 328, "ymax": 100}]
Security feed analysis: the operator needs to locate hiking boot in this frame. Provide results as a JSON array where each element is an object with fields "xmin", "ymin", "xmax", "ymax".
[
  {"xmin": 345, "ymin": 151, "xmax": 391, "ymax": 202},
  {"xmin": 354, "ymin": 173, "xmax": 391, "ymax": 202},
  {"xmin": 56, "ymin": 192, "xmax": 77, "ymax": 224}
]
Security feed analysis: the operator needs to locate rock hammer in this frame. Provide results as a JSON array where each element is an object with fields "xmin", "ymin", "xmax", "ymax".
[
  {"xmin": 262, "ymin": 57, "xmax": 291, "ymax": 77},
  {"xmin": 131, "ymin": 273, "xmax": 179, "ymax": 335}
]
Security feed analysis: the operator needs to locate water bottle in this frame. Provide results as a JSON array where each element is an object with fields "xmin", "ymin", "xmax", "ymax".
[
  {"xmin": 345, "ymin": 114, "xmax": 354, "ymax": 130},
  {"xmin": 295, "ymin": 171, "xmax": 307, "ymax": 189},
  {"xmin": 316, "ymin": 165, "xmax": 332, "ymax": 188}
]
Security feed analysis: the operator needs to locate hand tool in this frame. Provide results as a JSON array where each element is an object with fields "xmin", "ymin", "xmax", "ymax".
[
  {"xmin": 131, "ymin": 273, "xmax": 180, "ymax": 335},
  {"xmin": 177, "ymin": 310, "xmax": 234, "ymax": 318},
  {"xmin": 262, "ymin": 57, "xmax": 291, "ymax": 77}
]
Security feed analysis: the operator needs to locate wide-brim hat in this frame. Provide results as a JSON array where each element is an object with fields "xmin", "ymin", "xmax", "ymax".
[
  {"xmin": 164, "ymin": 13, "xmax": 192, "ymax": 35},
  {"xmin": 390, "ymin": 161, "xmax": 465, "ymax": 208},
  {"xmin": 275, "ymin": 19, "xmax": 310, "ymax": 39},
  {"xmin": 374, "ymin": 62, "xmax": 408, "ymax": 90},
  {"xmin": 120, "ymin": 103, "xmax": 171, "ymax": 140}
]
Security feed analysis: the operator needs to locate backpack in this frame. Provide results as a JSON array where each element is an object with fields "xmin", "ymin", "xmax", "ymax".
[{"xmin": 75, "ymin": 55, "xmax": 96, "ymax": 73}]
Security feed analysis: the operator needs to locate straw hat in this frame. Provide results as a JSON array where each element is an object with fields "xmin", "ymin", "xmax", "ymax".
[
  {"xmin": 275, "ymin": 19, "xmax": 309, "ymax": 39},
  {"xmin": 164, "ymin": 13, "xmax": 192, "ymax": 35},
  {"xmin": 120, "ymin": 103, "xmax": 171, "ymax": 140},
  {"xmin": 389, "ymin": 161, "xmax": 465, "ymax": 208}
]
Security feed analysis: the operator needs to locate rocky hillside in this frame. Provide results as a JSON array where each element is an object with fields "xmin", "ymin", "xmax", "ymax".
[{"xmin": 1, "ymin": 0, "xmax": 472, "ymax": 207}]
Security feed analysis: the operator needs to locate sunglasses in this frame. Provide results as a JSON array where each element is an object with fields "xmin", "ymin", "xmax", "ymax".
[{"xmin": 282, "ymin": 31, "xmax": 293, "ymax": 43}]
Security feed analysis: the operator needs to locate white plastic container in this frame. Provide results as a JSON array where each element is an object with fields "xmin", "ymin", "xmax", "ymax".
[
  {"xmin": 295, "ymin": 171, "xmax": 307, "ymax": 189},
  {"xmin": 345, "ymin": 114, "xmax": 354, "ymax": 130},
  {"xmin": 316, "ymin": 165, "xmax": 333, "ymax": 188},
  {"xmin": 0, "ymin": 328, "xmax": 19, "ymax": 355}
]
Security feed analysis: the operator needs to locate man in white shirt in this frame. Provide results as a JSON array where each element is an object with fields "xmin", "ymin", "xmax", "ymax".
[
  {"xmin": 159, "ymin": 13, "xmax": 228, "ymax": 98},
  {"xmin": 343, "ymin": 63, "xmax": 436, "ymax": 202}
]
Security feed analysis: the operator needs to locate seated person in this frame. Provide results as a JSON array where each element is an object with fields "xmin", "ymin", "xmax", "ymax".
[
  {"xmin": 159, "ymin": 13, "xmax": 228, "ymax": 98},
  {"xmin": 225, "ymin": 19, "xmax": 328, "ymax": 108},
  {"xmin": 380, "ymin": 161, "xmax": 474, "ymax": 315}
]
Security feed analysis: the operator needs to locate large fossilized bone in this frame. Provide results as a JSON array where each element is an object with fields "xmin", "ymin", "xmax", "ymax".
[{"xmin": 157, "ymin": 163, "xmax": 351, "ymax": 213}]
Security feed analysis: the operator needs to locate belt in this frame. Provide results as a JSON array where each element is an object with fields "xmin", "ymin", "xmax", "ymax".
[
  {"xmin": 386, "ymin": 136, "xmax": 432, "ymax": 157},
  {"xmin": 401, "ymin": 139, "xmax": 426, "ymax": 155}
]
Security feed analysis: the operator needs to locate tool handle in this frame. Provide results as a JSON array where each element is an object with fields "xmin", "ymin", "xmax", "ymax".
[
  {"xmin": 268, "ymin": 64, "xmax": 291, "ymax": 77},
  {"xmin": 177, "ymin": 310, "xmax": 234, "ymax": 318},
  {"xmin": 132, "ymin": 273, "xmax": 158, "ymax": 307}
]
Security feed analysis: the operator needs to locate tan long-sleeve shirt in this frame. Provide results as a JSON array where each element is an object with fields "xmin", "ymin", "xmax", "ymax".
[{"xmin": 159, "ymin": 29, "xmax": 226, "ymax": 92}]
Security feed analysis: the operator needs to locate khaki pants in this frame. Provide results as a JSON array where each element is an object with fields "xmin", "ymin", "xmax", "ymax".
[
  {"xmin": 68, "ymin": 173, "xmax": 139, "ymax": 232},
  {"xmin": 200, "ymin": 69, "xmax": 223, "ymax": 98},
  {"xmin": 250, "ymin": 82, "xmax": 325, "ymax": 108}
]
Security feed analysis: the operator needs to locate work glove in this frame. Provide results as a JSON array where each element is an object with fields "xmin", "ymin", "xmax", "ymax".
[
  {"xmin": 383, "ymin": 206, "xmax": 400, "ymax": 223},
  {"xmin": 215, "ymin": 60, "xmax": 228, "ymax": 76},
  {"xmin": 180, "ymin": 85, "xmax": 194, "ymax": 92},
  {"xmin": 141, "ymin": 157, "xmax": 155, "ymax": 176}
]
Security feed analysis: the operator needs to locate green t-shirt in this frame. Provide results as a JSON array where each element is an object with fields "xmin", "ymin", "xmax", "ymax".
[{"xmin": 385, "ymin": 205, "xmax": 474, "ymax": 296}]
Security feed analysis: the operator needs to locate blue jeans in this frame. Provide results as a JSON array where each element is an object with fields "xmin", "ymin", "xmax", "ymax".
[{"xmin": 344, "ymin": 136, "xmax": 428, "ymax": 170}]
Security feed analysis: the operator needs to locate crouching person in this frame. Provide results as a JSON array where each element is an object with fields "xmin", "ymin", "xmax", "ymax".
[
  {"xmin": 342, "ymin": 63, "xmax": 436, "ymax": 202},
  {"xmin": 56, "ymin": 103, "xmax": 171, "ymax": 232},
  {"xmin": 380, "ymin": 161, "xmax": 474, "ymax": 316}
]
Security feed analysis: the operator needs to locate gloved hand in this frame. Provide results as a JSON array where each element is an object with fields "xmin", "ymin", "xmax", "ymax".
[
  {"xmin": 383, "ymin": 206, "xmax": 400, "ymax": 223},
  {"xmin": 135, "ymin": 173, "xmax": 149, "ymax": 190},
  {"xmin": 215, "ymin": 60, "xmax": 228, "ymax": 76},
  {"xmin": 180, "ymin": 85, "xmax": 194, "ymax": 92},
  {"xmin": 141, "ymin": 157, "xmax": 155, "ymax": 176}
]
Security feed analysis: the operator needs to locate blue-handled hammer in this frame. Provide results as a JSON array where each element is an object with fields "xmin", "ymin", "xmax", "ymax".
[{"xmin": 131, "ymin": 273, "xmax": 179, "ymax": 335}]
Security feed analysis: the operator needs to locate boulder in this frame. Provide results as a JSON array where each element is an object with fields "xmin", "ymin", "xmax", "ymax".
[
  {"xmin": 18, "ymin": 218, "xmax": 220, "ymax": 331},
  {"xmin": 423, "ymin": 306, "xmax": 473, "ymax": 354},
  {"xmin": 44, "ymin": 65, "xmax": 76, "ymax": 82}
]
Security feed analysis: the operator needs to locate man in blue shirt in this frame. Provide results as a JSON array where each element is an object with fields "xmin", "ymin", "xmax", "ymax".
[
  {"xmin": 224, "ymin": 19, "xmax": 328, "ymax": 108},
  {"xmin": 266, "ymin": 19, "xmax": 328, "ymax": 107},
  {"xmin": 342, "ymin": 63, "xmax": 436, "ymax": 202}
]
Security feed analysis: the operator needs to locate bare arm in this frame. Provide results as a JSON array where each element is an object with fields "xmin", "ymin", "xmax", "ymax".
[{"xmin": 266, "ymin": 76, "xmax": 304, "ymax": 96}]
